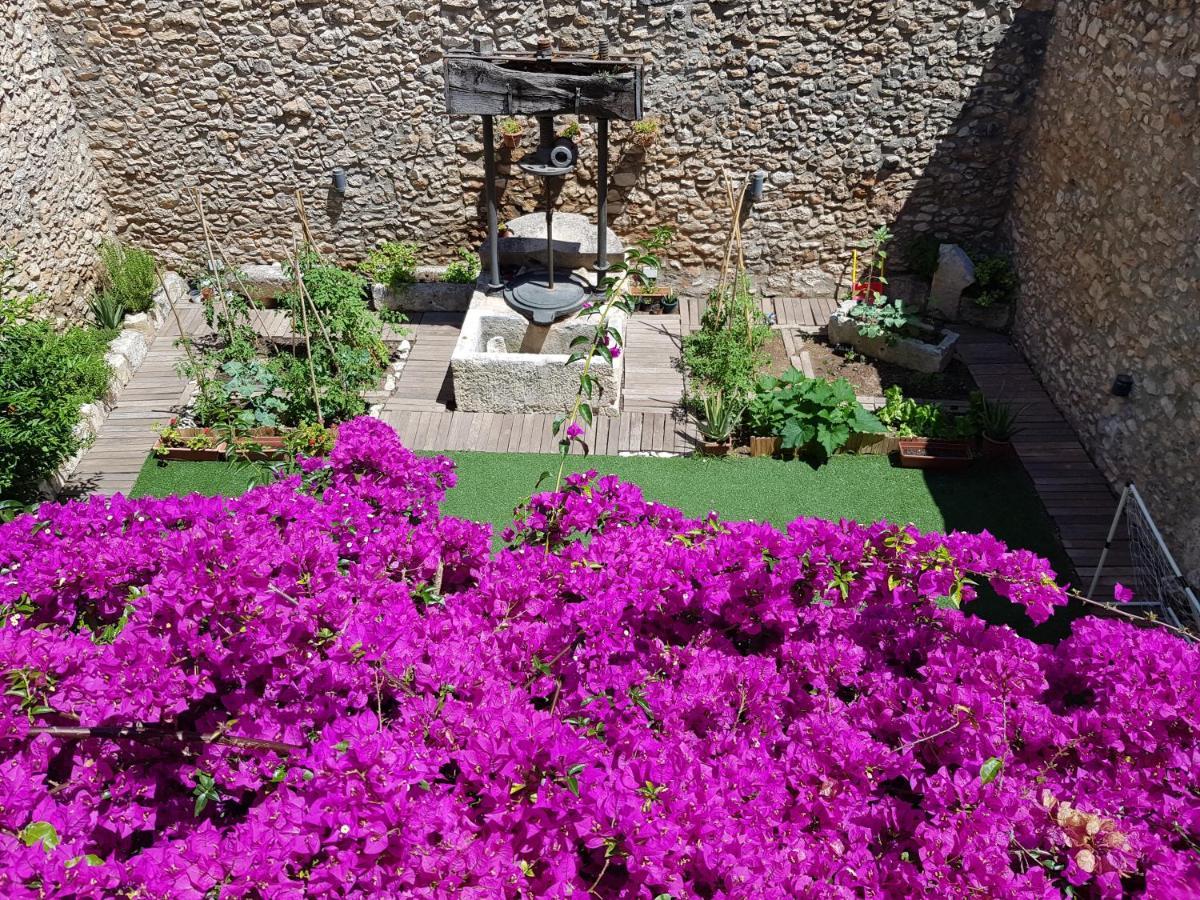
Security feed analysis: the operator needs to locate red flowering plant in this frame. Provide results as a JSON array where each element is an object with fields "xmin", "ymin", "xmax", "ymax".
[{"xmin": 1, "ymin": 417, "xmax": 1198, "ymax": 897}]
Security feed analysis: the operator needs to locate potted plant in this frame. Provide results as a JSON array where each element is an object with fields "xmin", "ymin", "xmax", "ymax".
[
  {"xmin": 630, "ymin": 118, "xmax": 660, "ymax": 149},
  {"xmin": 558, "ymin": 121, "xmax": 581, "ymax": 139},
  {"xmin": 961, "ymin": 254, "xmax": 1019, "ymax": 331},
  {"xmin": 627, "ymin": 225, "xmax": 674, "ymax": 312},
  {"xmin": 153, "ymin": 422, "xmax": 227, "ymax": 462},
  {"xmin": 499, "ymin": 117, "xmax": 523, "ymax": 149},
  {"xmin": 972, "ymin": 394, "xmax": 1023, "ymax": 460},
  {"xmin": 660, "ymin": 292, "xmax": 679, "ymax": 315},
  {"xmin": 696, "ymin": 390, "xmax": 743, "ymax": 456}
]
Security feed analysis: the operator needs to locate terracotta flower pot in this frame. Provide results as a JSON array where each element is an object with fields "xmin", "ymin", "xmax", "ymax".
[
  {"xmin": 897, "ymin": 438, "xmax": 973, "ymax": 471},
  {"xmin": 501, "ymin": 131, "xmax": 522, "ymax": 149},
  {"xmin": 980, "ymin": 435, "xmax": 1017, "ymax": 461},
  {"xmin": 749, "ymin": 435, "xmax": 781, "ymax": 458},
  {"xmin": 700, "ymin": 440, "xmax": 730, "ymax": 457}
]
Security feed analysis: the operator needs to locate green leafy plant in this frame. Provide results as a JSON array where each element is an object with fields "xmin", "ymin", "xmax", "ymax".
[
  {"xmin": 848, "ymin": 296, "xmax": 915, "ymax": 342},
  {"xmin": 683, "ymin": 277, "xmax": 772, "ymax": 400},
  {"xmin": 747, "ymin": 371, "xmax": 883, "ymax": 460},
  {"xmin": 99, "ymin": 240, "xmax": 157, "ymax": 314},
  {"xmin": 967, "ymin": 255, "xmax": 1019, "ymax": 308},
  {"xmin": 631, "ymin": 118, "xmax": 660, "ymax": 146},
  {"xmin": 442, "ymin": 248, "xmax": 481, "ymax": 285},
  {"xmin": 358, "ymin": 241, "xmax": 418, "ymax": 292},
  {"xmin": 283, "ymin": 421, "xmax": 336, "ymax": 457},
  {"xmin": 558, "ymin": 121, "xmax": 581, "ymax": 139},
  {"xmin": 878, "ymin": 386, "xmax": 978, "ymax": 440},
  {"xmin": 91, "ymin": 290, "xmax": 125, "ymax": 330},
  {"xmin": 0, "ymin": 322, "xmax": 111, "ymax": 499},
  {"xmin": 696, "ymin": 390, "xmax": 744, "ymax": 443},
  {"xmin": 0, "ymin": 248, "xmax": 39, "ymax": 326},
  {"xmin": 878, "ymin": 386, "xmax": 952, "ymax": 438},
  {"xmin": 971, "ymin": 393, "xmax": 1024, "ymax": 442},
  {"xmin": 499, "ymin": 117, "xmax": 523, "ymax": 136}
]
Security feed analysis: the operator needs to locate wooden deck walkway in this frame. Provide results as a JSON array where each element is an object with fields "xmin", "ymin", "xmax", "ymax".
[
  {"xmin": 956, "ymin": 327, "xmax": 1131, "ymax": 597},
  {"xmin": 65, "ymin": 305, "xmax": 204, "ymax": 496},
  {"xmin": 63, "ymin": 289, "xmax": 1132, "ymax": 604}
]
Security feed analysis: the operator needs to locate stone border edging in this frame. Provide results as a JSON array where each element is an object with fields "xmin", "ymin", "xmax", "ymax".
[{"xmin": 41, "ymin": 272, "xmax": 189, "ymax": 496}]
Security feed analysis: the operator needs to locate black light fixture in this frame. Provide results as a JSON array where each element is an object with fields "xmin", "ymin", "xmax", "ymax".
[
  {"xmin": 748, "ymin": 170, "xmax": 767, "ymax": 202},
  {"xmin": 1111, "ymin": 373, "xmax": 1134, "ymax": 397},
  {"xmin": 331, "ymin": 167, "xmax": 348, "ymax": 194}
]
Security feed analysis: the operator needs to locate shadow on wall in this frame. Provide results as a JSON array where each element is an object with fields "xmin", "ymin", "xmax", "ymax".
[{"xmin": 833, "ymin": 6, "xmax": 1055, "ymax": 301}]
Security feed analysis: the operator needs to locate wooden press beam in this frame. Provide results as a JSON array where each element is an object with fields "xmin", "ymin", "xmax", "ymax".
[{"xmin": 443, "ymin": 55, "xmax": 643, "ymax": 120}]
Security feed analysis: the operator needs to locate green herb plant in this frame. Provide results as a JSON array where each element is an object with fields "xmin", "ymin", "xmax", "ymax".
[
  {"xmin": 747, "ymin": 371, "xmax": 883, "ymax": 461},
  {"xmin": 358, "ymin": 241, "xmax": 418, "ymax": 292},
  {"xmin": 968, "ymin": 255, "xmax": 1019, "ymax": 308},
  {"xmin": 99, "ymin": 240, "xmax": 157, "ymax": 314},
  {"xmin": 442, "ymin": 248, "xmax": 481, "ymax": 285}
]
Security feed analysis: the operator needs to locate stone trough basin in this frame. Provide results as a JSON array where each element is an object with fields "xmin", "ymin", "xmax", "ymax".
[
  {"xmin": 827, "ymin": 299, "xmax": 960, "ymax": 374},
  {"xmin": 450, "ymin": 291, "xmax": 627, "ymax": 416}
]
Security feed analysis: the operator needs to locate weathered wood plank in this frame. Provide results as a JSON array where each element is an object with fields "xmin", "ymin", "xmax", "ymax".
[{"xmin": 444, "ymin": 55, "xmax": 642, "ymax": 120}]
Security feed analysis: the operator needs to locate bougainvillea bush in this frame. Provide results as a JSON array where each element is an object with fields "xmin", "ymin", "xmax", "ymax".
[{"xmin": 1, "ymin": 418, "xmax": 1198, "ymax": 898}]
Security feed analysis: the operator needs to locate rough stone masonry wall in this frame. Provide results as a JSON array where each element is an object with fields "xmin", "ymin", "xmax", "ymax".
[
  {"xmin": 36, "ymin": 0, "xmax": 1052, "ymax": 296},
  {"xmin": 1010, "ymin": 0, "xmax": 1199, "ymax": 583},
  {"xmin": 0, "ymin": 1, "xmax": 112, "ymax": 318}
]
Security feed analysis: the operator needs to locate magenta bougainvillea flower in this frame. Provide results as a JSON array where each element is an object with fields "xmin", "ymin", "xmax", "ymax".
[{"xmin": 1, "ymin": 417, "xmax": 1197, "ymax": 897}]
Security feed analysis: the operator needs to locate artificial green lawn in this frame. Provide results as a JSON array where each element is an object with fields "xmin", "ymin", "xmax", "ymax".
[
  {"xmin": 131, "ymin": 451, "xmax": 1078, "ymax": 639},
  {"xmin": 131, "ymin": 452, "xmax": 1066, "ymax": 570}
]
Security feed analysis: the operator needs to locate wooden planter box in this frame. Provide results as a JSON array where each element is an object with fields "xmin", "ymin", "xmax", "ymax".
[
  {"xmin": 154, "ymin": 428, "xmax": 227, "ymax": 462},
  {"xmin": 630, "ymin": 287, "xmax": 671, "ymax": 313},
  {"xmin": 749, "ymin": 435, "xmax": 781, "ymax": 458},
  {"xmin": 897, "ymin": 438, "xmax": 973, "ymax": 471},
  {"xmin": 843, "ymin": 433, "xmax": 900, "ymax": 456},
  {"xmin": 230, "ymin": 428, "xmax": 290, "ymax": 462}
]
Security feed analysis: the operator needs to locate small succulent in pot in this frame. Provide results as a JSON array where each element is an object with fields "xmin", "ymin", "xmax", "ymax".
[
  {"xmin": 499, "ymin": 117, "xmax": 523, "ymax": 148},
  {"xmin": 971, "ymin": 393, "xmax": 1024, "ymax": 458},
  {"xmin": 696, "ymin": 389, "xmax": 744, "ymax": 455},
  {"xmin": 630, "ymin": 118, "xmax": 660, "ymax": 148}
]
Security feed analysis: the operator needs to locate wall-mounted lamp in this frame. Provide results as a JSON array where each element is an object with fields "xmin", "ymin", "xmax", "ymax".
[
  {"xmin": 1111, "ymin": 373, "xmax": 1134, "ymax": 398},
  {"xmin": 747, "ymin": 170, "xmax": 767, "ymax": 203},
  {"xmin": 331, "ymin": 167, "xmax": 348, "ymax": 194}
]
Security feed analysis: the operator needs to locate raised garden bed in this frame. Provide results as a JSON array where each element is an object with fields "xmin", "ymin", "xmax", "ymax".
[
  {"xmin": 797, "ymin": 336, "xmax": 977, "ymax": 400},
  {"xmin": 897, "ymin": 438, "xmax": 974, "ymax": 471},
  {"xmin": 828, "ymin": 299, "xmax": 959, "ymax": 374},
  {"xmin": 153, "ymin": 428, "xmax": 228, "ymax": 462}
]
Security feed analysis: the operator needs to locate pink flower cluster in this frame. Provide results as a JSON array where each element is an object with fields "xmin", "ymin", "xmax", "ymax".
[{"xmin": 1, "ymin": 417, "xmax": 1198, "ymax": 897}]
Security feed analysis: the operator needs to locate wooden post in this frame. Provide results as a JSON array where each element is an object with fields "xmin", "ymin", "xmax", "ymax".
[{"xmin": 482, "ymin": 115, "xmax": 503, "ymax": 291}]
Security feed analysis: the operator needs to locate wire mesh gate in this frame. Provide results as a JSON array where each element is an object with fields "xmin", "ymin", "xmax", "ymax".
[{"xmin": 1088, "ymin": 483, "xmax": 1200, "ymax": 633}]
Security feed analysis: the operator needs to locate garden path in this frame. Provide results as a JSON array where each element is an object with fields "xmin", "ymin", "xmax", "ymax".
[
  {"xmin": 956, "ymin": 327, "xmax": 1132, "ymax": 598},
  {"xmin": 64, "ymin": 304, "xmax": 204, "ymax": 497},
  {"xmin": 63, "ymin": 293, "xmax": 1131, "ymax": 601}
]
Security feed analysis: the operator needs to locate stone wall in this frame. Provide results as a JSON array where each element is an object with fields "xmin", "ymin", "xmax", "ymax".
[
  {"xmin": 1010, "ymin": 0, "xmax": 1199, "ymax": 582},
  {"xmin": 36, "ymin": 0, "xmax": 1052, "ymax": 295},
  {"xmin": 1, "ymin": 1, "xmax": 112, "ymax": 318}
]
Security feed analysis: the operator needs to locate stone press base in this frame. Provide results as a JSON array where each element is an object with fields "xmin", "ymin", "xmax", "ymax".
[{"xmin": 450, "ymin": 290, "xmax": 627, "ymax": 416}]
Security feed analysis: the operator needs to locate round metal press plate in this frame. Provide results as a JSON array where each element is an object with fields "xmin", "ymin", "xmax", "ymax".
[{"xmin": 503, "ymin": 271, "xmax": 591, "ymax": 324}]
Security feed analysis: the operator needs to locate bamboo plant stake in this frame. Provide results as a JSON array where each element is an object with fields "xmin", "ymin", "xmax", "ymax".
[
  {"xmin": 286, "ymin": 247, "xmax": 324, "ymax": 427},
  {"xmin": 190, "ymin": 190, "xmax": 238, "ymax": 347},
  {"xmin": 152, "ymin": 265, "xmax": 201, "ymax": 376}
]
